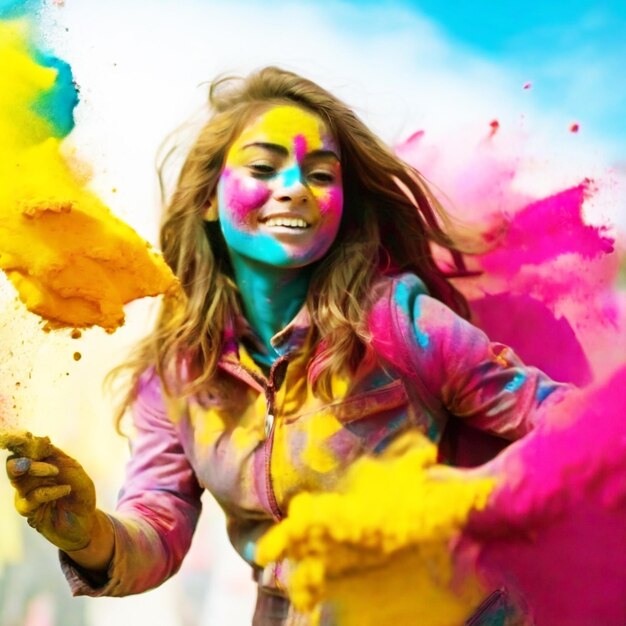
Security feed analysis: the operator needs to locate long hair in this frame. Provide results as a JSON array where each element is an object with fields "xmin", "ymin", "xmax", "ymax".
[{"xmin": 115, "ymin": 66, "xmax": 473, "ymax": 416}]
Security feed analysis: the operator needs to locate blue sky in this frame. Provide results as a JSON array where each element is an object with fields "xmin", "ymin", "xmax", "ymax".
[
  {"xmin": 28, "ymin": 0, "xmax": 623, "ymax": 240},
  {"xmin": 338, "ymin": 0, "xmax": 626, "ymax": 149}
]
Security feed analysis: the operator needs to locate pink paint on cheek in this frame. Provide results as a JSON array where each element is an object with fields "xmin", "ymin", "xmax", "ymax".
[
  {"xmin": 317, "ymin": 186, "xmax": 343, "ymax": 216},
  {"xmin": 220, "ymin": 168, "xmax": 271, "ymax": 224},
  {"xmin": 460, "ymin": 367, "xmax": 626, "ymax": 625},
  {"xmin": 294, "ymin": 134, "xmax": 307, "ymax": 163}
]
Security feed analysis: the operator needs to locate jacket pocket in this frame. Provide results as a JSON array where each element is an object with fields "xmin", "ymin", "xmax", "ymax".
[{"xmin": 333, "ymin": 379, "xmax": 412, "ymax": 454}]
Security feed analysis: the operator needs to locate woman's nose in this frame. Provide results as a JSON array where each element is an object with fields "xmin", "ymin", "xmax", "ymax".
[{"xmin": 273, "ymin": 166, "xmax": 308, "ymax": 204}]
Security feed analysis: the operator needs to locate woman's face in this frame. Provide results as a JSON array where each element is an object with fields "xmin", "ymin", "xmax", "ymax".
[{"xmin": 216, "ymin": 104, "xmax": 343, "ymax": 269}]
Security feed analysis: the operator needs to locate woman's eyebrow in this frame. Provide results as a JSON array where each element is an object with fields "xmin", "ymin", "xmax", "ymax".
[
  {"xmin": 305, "ymin": 149, "xmax": 340, "ymax": 161},
  {"xmin": 241, "ymin": 143, "xmax": 339, "ymax": 161},
  {"xmin": 242, "ymin": 142, "xmax": 288, "ymax": 156}
]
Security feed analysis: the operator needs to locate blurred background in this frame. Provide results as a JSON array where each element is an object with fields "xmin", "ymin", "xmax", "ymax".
[{"xmin": 0, "ymin": 0, "xmax": 625, "ymax": 624}]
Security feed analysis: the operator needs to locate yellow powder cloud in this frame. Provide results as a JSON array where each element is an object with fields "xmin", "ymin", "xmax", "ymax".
[
  {"xmin": 0, "ymin": 19, "xmax": 176, "ymax": 331},
  {"xmin": 257, "ymin": 431, "xmax": 495, "ymax": 625}
]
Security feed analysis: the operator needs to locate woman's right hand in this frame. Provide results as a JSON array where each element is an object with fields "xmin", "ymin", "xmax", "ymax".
[{"xmin": 2, "ymin": 432, "xmax": 113, "ymax": 570}]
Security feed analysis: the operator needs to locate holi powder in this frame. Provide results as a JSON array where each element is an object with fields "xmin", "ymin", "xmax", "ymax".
[
  {"xmin": 256, "ymin": 373, "xmax": 626, "ymax": 626},
  {"xmin": 461, "ymin": 366, "xmax": 626, "ymax": 625},
  {"xmin": 396, "ymin": 126, "xmax": 624, "ymax": 382},
  {"xmin": 257, "ymin": 431, "xmax": 496, "ymax": 625},
  {"xmin": 0, "ymin": 18, "xmax": 176, "ymax": 332}
]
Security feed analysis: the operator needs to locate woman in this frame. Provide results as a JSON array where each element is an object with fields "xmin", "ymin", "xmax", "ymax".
[{"xmin": 6, "ymin": 67, "xmax": 568, "ymax": 624}]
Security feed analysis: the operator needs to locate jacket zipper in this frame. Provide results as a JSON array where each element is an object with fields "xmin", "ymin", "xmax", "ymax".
[
  {"xmin": 263, "ymin": 356, "xmax": 289, "ymax": 521},
  {"xmin": 465, "ymin": 588, "xmax": 506, "ymax": 625}
]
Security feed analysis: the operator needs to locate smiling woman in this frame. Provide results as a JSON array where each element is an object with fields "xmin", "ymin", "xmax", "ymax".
[
  {"xmin": 216, "ymin": 105, "xmax": 343, "ymax": 268},
  {"xmin": 3, "ymin": 66, "xmax": 574, "ymax": 626}
]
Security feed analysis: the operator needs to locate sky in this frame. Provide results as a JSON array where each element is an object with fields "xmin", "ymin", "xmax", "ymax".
[{"xmin": 31, "ymin": 0, "xmax": 623, "ymax": 241}]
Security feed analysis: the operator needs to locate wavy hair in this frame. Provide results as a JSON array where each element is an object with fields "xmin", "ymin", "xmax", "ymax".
[{"xmin": 116, "ymin": 66, "xmax": 474, "ymax": 416}]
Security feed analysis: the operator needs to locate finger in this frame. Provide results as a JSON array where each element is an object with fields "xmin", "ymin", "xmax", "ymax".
[
  {"xmin": 7, "ymin": 458, "xmax": 59, "ymax": 479},
  {"xmin": 15, "ymin": 484, "xmax": 72, "ymax": 516},
  {"xmin": 29, "ymin": 462, "xmax": 59, "ymax": 478},
  {"xmin": 6, "ymin": 457, "xmax": 32, "ymax": 479}
]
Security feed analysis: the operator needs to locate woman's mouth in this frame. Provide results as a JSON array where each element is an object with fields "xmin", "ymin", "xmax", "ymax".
[{"xmin": 261, "ymin": 216, "xmax": 311, "ymax": 229}]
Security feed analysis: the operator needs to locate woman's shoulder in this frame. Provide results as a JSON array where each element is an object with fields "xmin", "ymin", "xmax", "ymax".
[
  {"xmin": 369, "ymin": 271, "xmax": 430, "ymax": 314},
  {"xmin": 367, "ymin": 271, "xmax": 468, "ymax": 353}
]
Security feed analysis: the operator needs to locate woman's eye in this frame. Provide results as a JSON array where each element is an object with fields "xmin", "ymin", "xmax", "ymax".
[
  {"xmin": 248, "ymin": 163, "xmax": 276, "ymax": 177},
  {"xmin": 308, "ymin": 170, "xmax": 335, "ymax": 184}
]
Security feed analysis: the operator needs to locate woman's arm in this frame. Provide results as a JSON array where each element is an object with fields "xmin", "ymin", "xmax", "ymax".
[
  {"xmin": 61, "ymin": 369, "xmax": 204, "ymax": 597},
  {"xmin": 369, "ymin": 273, "xmax": 571, "ymax": 441}
]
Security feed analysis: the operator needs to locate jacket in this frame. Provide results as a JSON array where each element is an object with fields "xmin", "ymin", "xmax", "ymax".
[{"xmin": 61, "ymin": 272, "xmax": 568, "ymax": 611}]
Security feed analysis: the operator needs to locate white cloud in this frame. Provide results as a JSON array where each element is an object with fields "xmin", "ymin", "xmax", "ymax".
[{"xmin": 39, "ymin": 0, "xmax": 624, "ymax": 239}]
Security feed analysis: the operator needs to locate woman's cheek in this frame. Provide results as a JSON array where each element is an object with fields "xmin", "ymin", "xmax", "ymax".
[
  {"xmin": 315, "ymin": 185, "xmax": 343, "ymax": 220},
  {"xmin": 218, "ymin": 168, "xmax": 272, "ymax": 228}
]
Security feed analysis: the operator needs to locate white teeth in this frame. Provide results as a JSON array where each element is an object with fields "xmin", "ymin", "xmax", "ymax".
[{"xmin": 264, "ymin": 217, "xmax": 309, "ymax": 228}]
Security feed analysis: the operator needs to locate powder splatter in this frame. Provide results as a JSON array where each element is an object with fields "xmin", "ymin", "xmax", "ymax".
[
  {"xmin": 460, "ymin": 366, "xmax": 626, "ymax": 626},
  {"xmin": 479, "ymin": 180, "xmax": 613, "ymax": 275},
  {"xmin": 569, "ymin": 122, "xmax": 580, "ymax": 133},
  {"xmin": 72, "ymin": 351, "xmax": 81, "ymax": 361},
  {"xmin": 257, "ymin": 431, "xmax": 495, "ymax": 625},
  {"xmin": 0, "ymin": 18, "xmax": 176, "ymax": 331},
  {"xmin": 488, "ymin": 119, "xmax": 499, "ymax": 137},
  {"xmin": 395, "ymin": 127, "xmax": 623, "ymax": 383},
  {"xmin": 470, "ymin": 293, "xmax": 592, "ymax": 386}
]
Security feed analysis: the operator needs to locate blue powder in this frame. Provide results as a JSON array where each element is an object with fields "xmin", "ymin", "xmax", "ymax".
[
  {"xmin": 0, "ymin": 0, "xmax": 41, "ymax": 18},
  {"xmin": 33, "ymin": 53, "xmax": 79, "ymax": 138}
]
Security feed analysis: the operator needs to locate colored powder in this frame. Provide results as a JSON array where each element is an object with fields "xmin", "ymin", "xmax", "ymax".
[
  {"xmin": 460, "ymin": 366, "xmax": 626, "ymax": 625},
  {"xmin": 256, "ymin": 431, "xmax": 495, "ymax": 625},
  {"xmin": 479, "ymin": 180, "xmax": 614, "ymax": 275},
  {"xmin": 0, "ymin": 430, "xmax": 53, "ymax": 460},
  {"xmin": 32, "ymin": 52, "xmax": 79, "ymax": 138},
  {"xmin": 395, "ymin": 129, "xmax": 622, "ymax": 383},
  {"xmin": 0, "ymin": 20, "xmax": 176, "ymax": 331},
  {"xmin": 0, "ymin": 0, "xmax": 41, "ymax": 19},
  {"xmin": 470, "ymin": 293, "xmax": 592, "ymax": 386}
]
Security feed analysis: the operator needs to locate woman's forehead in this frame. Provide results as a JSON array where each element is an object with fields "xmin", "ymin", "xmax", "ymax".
[{"xmin": 230, "ymin": 104, "xmax": 337, "ymax": 155}]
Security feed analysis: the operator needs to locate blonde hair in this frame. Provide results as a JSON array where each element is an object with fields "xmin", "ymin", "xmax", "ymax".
[{"xmin": 116, "ymin": 66, "xmax": 473, "ymax": 416}]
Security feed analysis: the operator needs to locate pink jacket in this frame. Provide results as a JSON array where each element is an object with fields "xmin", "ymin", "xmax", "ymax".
[{"xmin": 61, "ymin": 272, "xmax": 569, "ymax": 597}]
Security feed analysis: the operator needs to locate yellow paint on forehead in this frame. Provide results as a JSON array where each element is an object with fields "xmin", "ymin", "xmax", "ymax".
[{"xmin": 230, "ymin": 105, "xmax": 329, "ymax": 156}]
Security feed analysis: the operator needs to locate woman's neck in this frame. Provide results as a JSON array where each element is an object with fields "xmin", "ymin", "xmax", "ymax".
[{"xmin": 229, "ymin": 252, "xmax": 311, "ymax": 355}]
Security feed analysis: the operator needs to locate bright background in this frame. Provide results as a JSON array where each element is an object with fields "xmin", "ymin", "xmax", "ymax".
[{"xmin": 0, "ymin": 0, "xmax": 624, "ymax": 624}]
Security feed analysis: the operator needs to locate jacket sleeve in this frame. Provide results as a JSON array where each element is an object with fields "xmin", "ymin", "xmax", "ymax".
[
  {"xmin": 61, "ymin": 369, "xmax": 203, "ymax": 597},
  {"xmin": 369, "ymin": 274, "xmax": 571, "ymax": 440}
]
